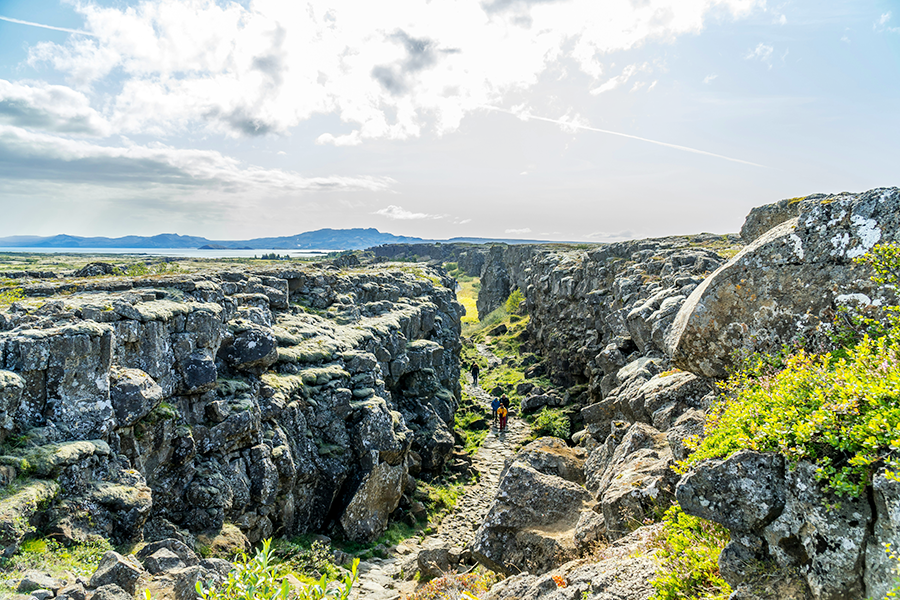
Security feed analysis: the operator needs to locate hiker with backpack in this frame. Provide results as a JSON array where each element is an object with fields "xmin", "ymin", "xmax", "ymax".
[
  {"xmin": 471, "ymin": 362, "xmax": 480, "ymax": 385},
  {"xmin": 491, "ymin": 396, "xmax": 501, "ymax": 424},
  {"xmin": 497, "ymin": 402, "xmax": 508, "ymax": 431}
]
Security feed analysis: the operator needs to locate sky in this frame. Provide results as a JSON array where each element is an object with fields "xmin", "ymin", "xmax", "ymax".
[{"xmin": 0, "ymin": 0, "xmax": 898, "ymax": 242}]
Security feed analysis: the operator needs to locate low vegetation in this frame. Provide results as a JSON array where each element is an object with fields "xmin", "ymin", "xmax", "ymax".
[
  {"xmin": 195, "ymin": 539, "xmax": 357, "ymax": 600},
  {"xmin": 530, "ymin": 407, "xmax": 570, "ymax": 440},
  {"xmin": 0, "ymin": 286, "xmax": 24, "ymax": 307},
  {"xmin": 682, "ymin": 244, "xmax": 900, "ymax": 498},
  {"xmin": 455, "ymin": 387, "xmax": 489, "ymax": 455},
  {"xmin": 0, "ymin": 537, "xmax": 113, "ymax": 595},
  {"xmin": 649, "ymin": 506, "xmax": 731, "ymax": 600},
  {"xmin": 406, "ymin": 569, "xmax": 498, "ymax": 600}
]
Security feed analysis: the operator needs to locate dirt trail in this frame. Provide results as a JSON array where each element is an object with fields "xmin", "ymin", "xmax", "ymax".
[{"xmin": 353, "ymin": 344, "xmax": 531, "ymax": 600}]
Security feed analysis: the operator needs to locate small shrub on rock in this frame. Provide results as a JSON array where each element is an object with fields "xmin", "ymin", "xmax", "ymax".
[
  {"xmin": 531, "ymin": 407, "xmax": 570, "ymax": 440},
  {"xmin": 649, "ymin": 505, "xmax": 731, "ymax": 600},
  {"xmin": 683, "ymin": 243, "xmax": 900, "ymax": 498},
  {"xmin": 406, "ymin": 570, "xmax": 497, "ymax": 600}
]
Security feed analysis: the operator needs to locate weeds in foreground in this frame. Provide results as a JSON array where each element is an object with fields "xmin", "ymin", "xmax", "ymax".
[
  {"xmin": 649, "ymin": 505, "xmax": 731, "ymax": 600},
  {"xmin": 0, "ymin": 537, "xmax": 113, "ymax": 593},
  {"xmin": 195, "ymin": 539, "xmax": 358, "ymax": 600}
]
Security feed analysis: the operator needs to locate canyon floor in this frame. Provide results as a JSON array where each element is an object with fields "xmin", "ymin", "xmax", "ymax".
[{"xmin": 354, "ymin": 344, "xmax": 531, "ymax": 600}]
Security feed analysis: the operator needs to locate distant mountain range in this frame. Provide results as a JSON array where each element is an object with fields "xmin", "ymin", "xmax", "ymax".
[{"xmin": 0, "ymin": 229, "xmax": 557, "ymax": 251}]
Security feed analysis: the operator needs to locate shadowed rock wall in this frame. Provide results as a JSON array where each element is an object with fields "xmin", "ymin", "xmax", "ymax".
[{"xmin": 0, "ymin": 263, "xmax": 463, "ymax": 551}]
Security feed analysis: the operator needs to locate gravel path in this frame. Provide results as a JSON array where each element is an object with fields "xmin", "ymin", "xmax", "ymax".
[{"xmin": 354, "ymin": 345, "xmax": 531, "ymax": 600}]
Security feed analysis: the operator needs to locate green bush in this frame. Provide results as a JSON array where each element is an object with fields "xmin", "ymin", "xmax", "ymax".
[
  {"xmin": 0, "ymin": 287, "xmax": 24, "ymax": 307},
  {"xmin": 272, "ymin": 539, "xmax": 342, "ymax": 581},
  {"xmin": 505, "ymin": 289, "xmax": 525, "ymax": 314},
  {"xmin": 684, "ymin": 332, "xmax": 900, "ymax": 498},
  {"xmin": 126, "ymin": 263, "xmax": 150, "ymax": 276},
  {"xmin": 531, "ymin": 407, "xmax": 570, "ymax": 440},
  {"xmin": 649, "ymin": 505, "xmax": 731, "ymax": 600},
  {"xmin": 683, "ymin": 243, "xmax": 900, "ymax": 498},
  {"xmin": 195, "ymin": 539, "xmax": 357, "ymax": 600}
]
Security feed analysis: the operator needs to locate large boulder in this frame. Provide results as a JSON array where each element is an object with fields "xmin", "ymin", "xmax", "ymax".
[
  {"xmin": 587, "ymin": 422, "xmax": 678, "ymax": 539},
  {"xmin": 676, "ymin": 450, "xmax": 786, "ymax": 533},
  {"xmin": 471, "ymin": 460, "xmax": 594, "ymax": 575},
  {"xmin": 678, "ymin": 452, "xmax": 879, "ymax": 600},
  {"xmin": 507, "ymin": 437, "xmax": 587, "ymax": 484},
  {"xmin": 669, "ymin": 187, "xmax": 900, "ymax": 377},
  {"xmin": 110, "ymin": 367, "xmax": 163, "ymax": 428},
  {"xmin": 339, "ymin": 460, "xmax": 406, "ymax": 543},
  {"xmin": 483, "ymin": 524, "xmax": 662, "ymax": 600},
  {"xmin": 218, "ymin": 324, "xmax": 277, "ymax": 371},
  {"xmin": 89, "ymin": 551, "xmax": 146, "ymax": 594}
]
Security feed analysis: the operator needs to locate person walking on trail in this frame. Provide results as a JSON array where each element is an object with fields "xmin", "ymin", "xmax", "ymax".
[
  {"xmin": 491, "ymin": 397, "xmax": 501, "ymax": 424},
  {"xmin": 501, "ymin": 395, "xmax": 510, "ymax": 411},
  {"xmin": 471, "ymin": 362, "xmax": 480, "ymax": 385},
  {"xmin": 497, "ymin": 403, "xmax": 509, "ymax": 431}
]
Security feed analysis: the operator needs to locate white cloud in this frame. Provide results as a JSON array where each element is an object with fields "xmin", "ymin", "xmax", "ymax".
[
  {"xmin": 776, "ymin": 14, "xmax": 786, "ymax": 25},
  {"xmin": 455, "ymin": 218, "xmax": 472, "ymax": 225},
  {"xmin": 744, "ymin": 42, "xmax": 774, "ymax": 68},
  {"xmin": 316, "ymin": 131, "xmax": 363, "ymax": 146},
  {"xmin": 374, "ymin": 205, "xmax": 443, "ymax": 220},
  {"xmin": 703, "ymin": 73, "xmax": 718, "ymax": 84},
  {"xmin": 586, "ymin": 229, "xmax": 635, "ymax": 241},
  {"xmin": 874, "ymin": 11, "xmax": 900, "ymax": 33},
  {"xmin": 505, "ymin": 227, "xmax": 531, "ymax": 234},
  {"xmin": 25, "ymin": 0, "xmax": 763, "ymax": 141},
  {"xmin": 0, "ymin": 124, "xmax": 392, "ymax": 192},
  {"xmin": 590, "ymin": 64, "xmax": 640, "ymax": 95},
  {"xmin": 841, "ymin": 35, "xmax": 850, "ymax": 44},
  {"xmin": 0, "ymin": 79, "xmax": 110, "ymax": 135}
]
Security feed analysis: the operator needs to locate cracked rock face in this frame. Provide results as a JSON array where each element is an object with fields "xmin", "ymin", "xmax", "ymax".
[
  {"xmin": 677, "ymin": 451, "xmax": 890, "ymax": 600},
  {"xmin": 0, "ymin": 263, "xmax": 464, "ymax": 547}
]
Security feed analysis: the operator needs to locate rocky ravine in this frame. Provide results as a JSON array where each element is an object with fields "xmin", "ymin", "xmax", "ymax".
[
  {"xmin": 373, "ymin": 186, "xmax": 900, "ymax": 600},
  {"xmin": 4, "ymin": 186, "xmax": 900, "ymax": 600},
  {"xmin": 0, "ymin": 262, "xmax": 464, "ymax": 563}
]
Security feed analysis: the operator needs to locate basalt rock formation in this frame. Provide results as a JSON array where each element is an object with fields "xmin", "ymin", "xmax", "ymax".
[
  {"xmin": 669, "ymin": 187, "xmax": 900, "ymax": 377},
  {"xmin": 0, "ymin": 263, "xmax": 463, "ymax": 555}
]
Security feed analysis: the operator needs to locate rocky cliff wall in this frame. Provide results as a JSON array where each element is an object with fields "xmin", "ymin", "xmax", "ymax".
[{"xmin": 0, "ymin": 263, "xmax": 464, "ymax": 553}]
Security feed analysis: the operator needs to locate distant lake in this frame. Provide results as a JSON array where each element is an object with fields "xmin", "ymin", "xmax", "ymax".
[{"xmin": 0, "ymin": 248, "xmax": 333, "ymax": 259}]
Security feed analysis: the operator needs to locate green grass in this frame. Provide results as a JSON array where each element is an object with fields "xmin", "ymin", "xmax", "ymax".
[
  {"xmin": 0, "ymin": 287, "xmax": 24, "ymax": 307},
  {"xmin": 455, "ymin": 387, "xmax": 489, "ymax": 454},
  {"xmin": 0, "ymin": 537, "xmax": 113, "ymax": 594}
]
